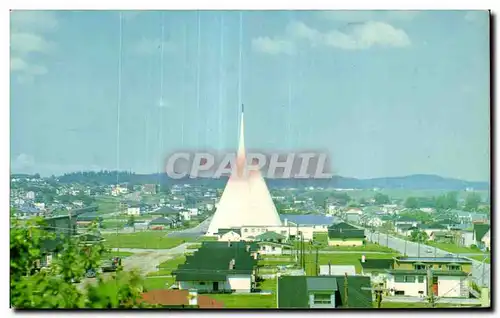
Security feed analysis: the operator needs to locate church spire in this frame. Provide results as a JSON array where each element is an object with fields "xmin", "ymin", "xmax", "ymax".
[{"xmin": 237, "ymin": 104, "xmax": 245, "ymax": 160}]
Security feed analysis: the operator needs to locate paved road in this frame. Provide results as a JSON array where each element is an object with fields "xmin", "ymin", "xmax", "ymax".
[
  {"xmin": 167, "ymin": 217, "xmax": 212, "ymax": 238},
  {"xmin": 365, "ymin": 229, "xmax": 490, "ymax": 288},
  {"xmin": 77, "ymin": 243, "xmax": 190, "ymax": 291},
  {"xmin": 383, "ymin": 295, "xmax": 482, "ymax": 305}
]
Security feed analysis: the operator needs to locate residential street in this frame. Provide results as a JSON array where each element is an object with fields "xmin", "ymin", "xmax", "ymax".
[{"xmin": 366, "ymin": 229, "xmax": 491, "ymax": 288}]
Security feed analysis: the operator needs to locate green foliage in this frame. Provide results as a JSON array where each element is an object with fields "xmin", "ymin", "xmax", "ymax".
[
  {"xmin": 10, "ymin": 218, "xmax": 151, "ymax": 309},
  {"xmin": 435, "ymin": 192, "xmax": 458, "ymax": 210},
  {"xmin": 410, "ymin": 229, "xmax": 428, "ymax": 243},
  {"xmin": 399, "ymin": 210, "xmax": 432, "ymax": 223},
  {"xmin": 404, "ymin": 197, "xmax": 418, "ymax": 209},
  {"xmin": 127, "ymin": 215, "xmax": 136, "ymax": 227},
  {"xmin": 464, "ymin": 192, "xmax": 482, "ymax": 211},
  {"xmin": 374, "ymin": 193, "xmax": 390, "ymax": 205}
]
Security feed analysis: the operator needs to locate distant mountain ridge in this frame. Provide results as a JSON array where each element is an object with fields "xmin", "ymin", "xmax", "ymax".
[{"xmin": 53, "ymin": 172, "xmax": 489, "ymax": 190}]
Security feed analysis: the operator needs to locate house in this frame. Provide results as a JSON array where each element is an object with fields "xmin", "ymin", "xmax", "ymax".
[
  {"xmin": 127, "ymin": 205, "xmax": 141, "ymax": 216},
  {"xmin": 179, "ymin": 210, "xmax": 191, "ymax": 221},
  {"xmin": 429, "ymin": 231, "xmax": 454, "ymax": 243},
  {"xmin": 327, "ymin": 227, "xmax": 365, "ymax": 247},
  {"xmin": 365, "ymin": 216, "xmax": 383, "ymax": 228},
  {"xmin": 385, "ymin": 256, "xmax": 472, "ymax": 298},
  {"xmin": 481, "ymin": 229, "xmax": 490, "ymax": 251},
  {"xmin": 359, "ymin": 256, "xmax": 393, "ymax": 285},
  {"xmin": 319, "ymin": 265, "xmax": 356, "ymax": 276},
  {"xmin": 394, "ymin": 216, "xmax": 419, "ymax": 227},
  {"xmin": 149, "ymin": 217, "xmax": 175, "ymax": 230},
  {"xmin": 255, "ymin": 231, "xmax": 287, "ymax": 244},
  {"xmin": 216, "ymin": 228, "xmax": 242, "ymax": 242},
  {"xmin": 395, "ymin": 224, "xmax": 418, "ymax": 236},
  {"xmin": 473, "ymin": 224, "xmax": 490, "ymax": 250},
  {"xmin": 277, "ymin": 275, "xmax": 373, "ymax": 308},
  {"xmin": 419, "ymin": 223, "xmax": 447, "ymax": 237},
  {"xmin": 141, "ymin": 289, "xmax": 224, "ymax": 308},
  {"xmin": 172, "ymin": 241, "xmax": 258, "ymax": 293}
]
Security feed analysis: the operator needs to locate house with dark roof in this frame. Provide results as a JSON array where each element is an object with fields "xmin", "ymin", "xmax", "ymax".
[
  {"xmin": 277, "ymin": 275, "xmax": 373, "ymax": 308},
  {"xmin": 76, "ymin": 212, "xmax": 103, "ymax": 227},
  {"xmin": 172, "ymin": 241, "xmax": 258, "ymax": 293},
  {"xmin": 149, "ymin": 217, "xmax": 175, "ymax": 230},
  {"xmin": 429, "ymin": 231, "xmax": 454, "ymax": 244},
  {"xmin": 395, "ymin": 224, "xmax": 418, "ymax": 236},
  {"xmin": 216, "ymin": 228, "xmax": 242, "ymax": 242},
  {"xmin": 473, "ymin": 223, "xmax": 490, "ymax": 250},
  {"xmin": 359, "ymin": 256, "xmax": 393, "ymax": 284},
  {"xmin": 327, "ymin": 224, "xmax": 365, "ymax": 247},
  {"xmin": 386, "ymin": 256, "xmax": 472, "ymax": 298},
  {"xmin": 253, "ymin": 231, "xmax": 292, "ymax": 255},
  {"xmin": 141, "ymin": 289, "xmax": 224, "ymax": 308},
  {"xmin": 419, "ymin": 223, "xmax": 447, "ymax": 237}
]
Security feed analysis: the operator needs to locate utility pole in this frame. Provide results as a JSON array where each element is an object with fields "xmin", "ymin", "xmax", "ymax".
[
  {"xmin": 427, "ymin": 267, "xmax": 435, "ymax": 308},
  {"xmin": 418, "ymin": 239, "xmax": 421, "ymax": 258},
  {"xmin": 344, "ymin": 273, "xmax": 349, "ymax": 308},
  {"xmin": 315, "ymin": 246, "xmax": 319, "ymax": 276},
  {"xmin": 404, "ymin": 239, "xmax": 407, "ymax": 256},
  {"xmin": 386, "ymin": 232, "xmax": 389, "ymax": 247},
  {"xmin": 378, "ymin": 231, "xmax": 381, "ymax": 244},
  {"xmin": 328, "ymin": 260, "xmax": 331, "ymax": 275}
]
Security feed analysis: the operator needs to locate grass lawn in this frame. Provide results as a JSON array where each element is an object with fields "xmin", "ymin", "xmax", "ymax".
[
  {"xmin": 95, "ymin": 197, "xmax": 122, "ymax": 214},
  {"xmin": 210, "ymin": 279, "xmax": 277, "ymax": 309},
  {"xmin": 319, "ymin": 242, "xmax": 397, "ymax": 253},
  {"xmin": 143, "ymin": 276, "xmax": 175, "ymax": 291},
  {"xmin": 147, "ymin": 255, "xmax": 187, "ymax": 277},
  {"xmin": 469, "ymin": 255, "xmax": 491, "ymax": 264},
  {"xmin": 103, "ymin": 232, "xmax": 192, "ymax": 249},
  {"xmin": 426, "ymin": 242, "xmax": 488, "ymax": 255}
]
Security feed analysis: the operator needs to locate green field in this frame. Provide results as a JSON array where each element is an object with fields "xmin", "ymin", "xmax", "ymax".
[
  {"xmin": 95, "ymin": 196, "xmax": 122, "ymax": 214},
  {"xmin": 103, "ymin": 232, "xmax": 192, "ymax": 249},
  {"xmin": 147, "ymin": 255, "xmax": 187, "ymax": 277},
  {"xmin": 211, "ymin": 279, "xmax": 277, "ymax": 309},
  {"xmin": 143, "ymin": 276, "xmax": 175, "ymax": 291},
  {"xmin": 319, "ymin": 243, "xmax": 397, "ymax": 253},
  {"xmin": 101, "ymin": 251, "xmax": 133, "ymax": 259},
  {"xmin": 426, "ymin": 241, "xmax": 486, "ymax": 255}
]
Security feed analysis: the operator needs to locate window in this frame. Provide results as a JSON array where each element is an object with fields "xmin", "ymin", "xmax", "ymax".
[
  {"xmin": 405, "ymin": 276, "xmax": 416, "ymax": 283},
  {"xmin": 272, "ymin": 246, "xmax": 276, "ymax": 251},
  {"xmin": 313, "ymin": 293, "xmax": 331, "ymax": 304},
  {"xmin": 414, "ymin": 265, "xmax": 426, "ymax": 270},
  {"xmin": 251, "ymin": 228, "xmax": 255, "ymax": 233},
  {"xmin": 418, "ymin": 276, "xmax": 424, "ymax": 283},
  {"xmin": 395, "ymin": 275, "xmax": 405, "ymax": 283},
  {"xmin": 200, "ymin": 282, "xmax": 206, "ymax": 285},
  {"xmin": 244, "ymin": 228, "xmax": 248, "ymax": 233},
  {"xmin": 448, "ymin": 265, "xmax": 461, "ymax": 271}
]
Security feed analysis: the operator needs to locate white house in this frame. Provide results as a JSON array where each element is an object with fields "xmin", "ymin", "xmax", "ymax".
[
  {"xmin": 26, "ymin": 191, "xmax": 35, "ymax": 200},
  {"xmin": 217, "ymin": 229, "xmax": 242, "ymax": 242},
  {"xmin": 127, "ymin": 207, "xmax": 141, "ymax": 216},
  {"xmin": 386, "ymin": 274, "xmax": 468, "ymax": 298},
  {"xmin": 179, "ymin": 210, "xmax": 191, "ymax": 221},
  {"xmin": 34, "ymin": 202, "xmax": 46, "ymax": 211},
  {"xmin": 178, "ymin": 274, "xmax": 253, "ymax": 293},
  {"xmin": 366, "ymin": 217, "xmax": 383, "ymax": 228}
]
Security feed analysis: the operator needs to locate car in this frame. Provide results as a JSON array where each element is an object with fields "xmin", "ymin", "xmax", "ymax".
[{"xmin": 101, "ymin": 257, "xmax": 122, "ymax": 272}]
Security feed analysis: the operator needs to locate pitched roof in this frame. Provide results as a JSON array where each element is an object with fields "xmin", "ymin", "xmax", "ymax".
[
  {"xmin": 328, "ymin": 229, "xmax": 365, "ymax": 239},
  {"xmin": 155, "ymin": 206, "xmax": 178, "ymax": 215},
  {"xmin": 306, "ymin": 277, "xmax": 338, "ymax": 291},
  {"xmin": 173, "ymin": 242, "xmax": 257, "ymax": 281},
  {"xmin": 141, "ymin": 290, "xmax": 224, "ymax": 308},
  {"xmin": 473, "ymin": 223, "xmax": 490, "ymax": 241},
  {"xmin": 255, "ymin": 231, "xmax": 285, "ymax": 241},
  {"xmin": 217, "ymin": 228, "xmax": 242, "ymax": 236},
  {"xmin": 328, "ymin": 222, "xmax": 358, "ymax": 231},
  {"xmin": 360, "ymin": 259, "xmax": 393, "ymax": 270},
  {"xmin": 150, "ymin": 217, "xmax": 173, "ymax": 225},
  {"xmin": 278, "ymin": 276, "xmax": 372, "ymax": 308}
]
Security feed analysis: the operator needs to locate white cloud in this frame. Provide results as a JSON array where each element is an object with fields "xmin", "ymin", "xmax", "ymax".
[
  {"xmin": 251, "ymin": 36, "xmax": 295, "ymax": 55},
  {"xmin": 10, "ymin": 11, "xmax": 58, "ymax": 82},
  {"xmin": 323, "ymin": 21, "xmax": 411, "ymax": 50},
  {"xmin": 12, "ymin": 153, "xmax": 35, "ymax": 170},
  {"xmin": 133, "ymin": 37, "xmax": 176, "ymax": 56}
]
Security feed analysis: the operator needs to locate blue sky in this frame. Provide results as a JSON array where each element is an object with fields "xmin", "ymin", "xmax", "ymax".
[{"xmin": 10, "ymin": 10, "xmax": 490, "ymax": 181}]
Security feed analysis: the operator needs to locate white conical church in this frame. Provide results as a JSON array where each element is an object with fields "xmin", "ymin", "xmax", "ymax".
[{"xmin": 206, "ymin": 107, "xmax": 282, "ymax": 235}]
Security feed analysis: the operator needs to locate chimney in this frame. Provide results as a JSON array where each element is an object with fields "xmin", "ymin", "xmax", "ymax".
[
  {"xmin": 188, "ymin": 289, "xmax": 198, "ymax": 307},
  {"xmin": 362, "ymin": 255, "xmax": 366, "ymax": 263},
  {"xmin": 229, "ymin": 258, "xmax": 235, "ymax": 269}
]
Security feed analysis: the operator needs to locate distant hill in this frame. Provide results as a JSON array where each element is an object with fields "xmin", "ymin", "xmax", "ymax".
[{"xmin": 54, "ymin": 171, "xmax": 489, "ymax": 191}]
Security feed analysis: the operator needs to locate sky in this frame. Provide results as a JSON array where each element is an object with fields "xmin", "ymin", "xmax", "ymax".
[{"xmin": 10, "ymin": 10, "xmax": 490, "ymax": 181}]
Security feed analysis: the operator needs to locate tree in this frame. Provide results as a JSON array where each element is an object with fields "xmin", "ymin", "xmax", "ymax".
[
  {"xmin": 10, "ymin": 218, "xmax": 150, "ymax": 309},
  {"xmin": 374, "ymin": 193, "xmax": 390, "ymax": 205},
  {"xmin": 127, "ymin": 215, "xmax": 136, "ymax": 227},
  {"xmin": 410, "ymin": 229, "xmax": 428, "ymax": 243},
  {"xmin": 464, "ymin": 192, "xmax": 482, "ymax": 211},
  {"xmin": 404, "ymin": 197, "xmax": 418, "ymax": 209}
]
